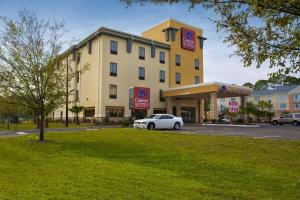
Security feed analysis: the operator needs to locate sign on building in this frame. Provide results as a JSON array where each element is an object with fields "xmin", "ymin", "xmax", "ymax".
[
  {"xmin": 229, "ymin": 101, "xmax": 239, "ymax": 112},
  {"xmin": 129, "ymin": 87, "xmax": 150, "ymax": 109},
  {"xmin": 181, "ymin": 28, "xmax": 196, "ymax": 51}
]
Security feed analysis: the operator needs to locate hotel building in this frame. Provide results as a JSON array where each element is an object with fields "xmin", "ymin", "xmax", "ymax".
[{"xmin": 54, "ymin": 19, "xmax": 252, "ymax": 123}]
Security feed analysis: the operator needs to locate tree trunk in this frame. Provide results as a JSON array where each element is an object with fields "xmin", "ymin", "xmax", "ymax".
[
  {"xmin": 39, "ymin": 108, "xmax": 45, "ymax": 141},
  {"xmin": 76, "ymin": 113, "xmax": 79, "ymax": 125}
]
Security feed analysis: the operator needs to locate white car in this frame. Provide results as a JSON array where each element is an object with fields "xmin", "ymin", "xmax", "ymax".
[{"xmin": 134, "ymin": 114, "xmax": 184, "ymax": 130}]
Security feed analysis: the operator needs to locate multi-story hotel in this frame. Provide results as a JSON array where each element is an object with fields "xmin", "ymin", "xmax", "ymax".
[{"xmin": 54, "ymin": 19, "xmax": 251, "ymax": 123}]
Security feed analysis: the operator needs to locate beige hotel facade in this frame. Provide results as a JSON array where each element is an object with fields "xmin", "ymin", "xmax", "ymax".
[{"xmin": 54, "ymin": 19, "xmax": 252, "ymax": 123}]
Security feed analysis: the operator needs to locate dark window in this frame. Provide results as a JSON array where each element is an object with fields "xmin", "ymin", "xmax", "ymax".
[
  {"xmin": 164, "ymin": 30, "xmax": 169, "ymax": 41},
  {"xmin": 75, "ymin": 90, "xmax": 79, "ymax": 102},
  {"xmin": 77, "ymin": 53, "xmax": 81, "ymax": 64},
  {"xmin": 139, "ymin": 67, "xmax": 145, "ymax": 80},
  {"xmin": 159, "ymin": 51, "xmax": 165, "ymax": 64},
  {"xmin": 172, "ymin": 106, "xmax": 177, "ymax": 116},
  {"xmin": 159, "ymin": 89, "xmax": 165, "ymax": 102},
  {"xmin": 195, "ymin": 75, "xmax": 200, "ymax": 84},
  {"xmin": 110, "ymin": 40, "xmax": 118, "ymax": 55},
  {"xmin": 153, "ymin": 109, "xmax": 167, "ymax": 114},
  {"xmin": 151, "ymin": 45, "xmax": 156, "ymax": 58},
  {"xmin": 139, "ymin": 47, "xmax": 145, "ymax": 60},
  {"xmin": 176, "ymin": 55, "xmax": 180, "ymax": 66},
  {"xmin": 110, "ymin": 62, "xmax": 117, "ymax": 76},
  {"xmin": 159, "ymin": 70, "xmax": 165, "ymax": 83},
  {"xmin": 106, "ymin": 107, "xmax": 124, "ymax": 117},
  {"xmin": 84, "ymin": 107, "xmax": 95, "ymax": 118},
  {"xmin": 195, "ymin": 59, "xmax": 199, "ymax": 70},
  {"xmin": 109, "ymin": 84, "xmax": 117, "ymax": 99},
  {"xmin": 171, "ymin": 29, "xmax": 176, "ymax": 41},
  {"xmin": 127, "ymin": 39, "xmax": 132, "ymax": 53},
  {"xmin": 176, "ymin": 73, "xmax": 181, "ymax": 84},
  {"xmin": 76, "ymin": 71, "xmax": 80, "ymax": 83},
  {"xmin": 88, "ymin": 41, "xmax": 92, "ymax": 54}
]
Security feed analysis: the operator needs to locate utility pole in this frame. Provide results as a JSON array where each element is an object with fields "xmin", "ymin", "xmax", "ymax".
[{"xmin": 65, "ymin": 57, "xmax": 69, "ymax": 127}]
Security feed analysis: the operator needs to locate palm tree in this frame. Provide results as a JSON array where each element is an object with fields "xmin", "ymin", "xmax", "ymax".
[
  {"xmin": 257, "ymin": 101, "xmax": 267, "ymax": 121},
  {"xmin": 69, "ymin": 105, "xmax": 84, "ymax": 125},
  {"xmin": 239, "ymin": 102, "xmax": 257, "ymax": 123},
  {"xmin": 265, "ymin": 100, "xmax": 274, "ymax": 123}
]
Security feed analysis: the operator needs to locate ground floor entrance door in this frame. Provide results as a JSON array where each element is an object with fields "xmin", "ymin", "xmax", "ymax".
[
  {"xmin": 181, "ymin": 107, "xmax": 196, "ymax": 123},
  {"xmin": 131, "ymin": 109, "xmax": 147, "ymax": 120}
]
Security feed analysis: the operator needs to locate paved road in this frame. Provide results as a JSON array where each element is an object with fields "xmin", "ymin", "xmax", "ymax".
[
  {"xmin": 0, "ymin": 124, "xmax": 299, "ymax": 140},
  {"xmin": 178, "ymin": 124, "xmax": 300, "ymax": 140}
]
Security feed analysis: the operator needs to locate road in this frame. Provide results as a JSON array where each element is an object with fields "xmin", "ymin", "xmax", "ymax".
[{"xmin": 0, "ymin": 124, "xmax": 299, "ymax": 140}]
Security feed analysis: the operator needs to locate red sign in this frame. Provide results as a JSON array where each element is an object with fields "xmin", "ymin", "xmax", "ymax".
[
  {"xmin": 229, "ymin": 101, "xmax": 239, "ymax": 112},
  {"xmin": 181, "ymin": 28, "xmax": 196, "ymax": 51},
  {"xmin": 133, "ymin": 87, "xmax": 150, "ymax": 109}
]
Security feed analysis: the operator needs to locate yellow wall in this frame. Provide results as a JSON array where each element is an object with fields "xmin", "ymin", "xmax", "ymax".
[{"xmin": 142, "ymin": 19, "xmax": 204, "ymax": 88}]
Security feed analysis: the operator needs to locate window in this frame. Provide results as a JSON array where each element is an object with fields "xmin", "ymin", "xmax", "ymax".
[
  {"xmin": 151, "ymin": 45, "xmax": 155, "ymax": 58},
  {"xmin": 159, "ymin": 70, "xmax": 165, "ymax": 83},
  {"xmin": 176, "ymin": 73, "xmax": 181, "ymax": 84},
  {"xmin": 294, "ymin": 103, "xmax": 300, "ymax": 109},
  {"xmin": 159, "ymin": 89, "xmax": 165, "ymax": 102},
  {"xmin": 220, "ymin": 98, "xmax": 225, "ymax": 102},
  {"xmin": 279, "ymin": 103, "xmax": 287, "ymax": 109},
  {"xmin": 153, "ymin": 109, "xmax": 167, "ymax": 114},
  {"xmin": 231, "ymin": 97, "xmax": 236, "ymax": 102},
  {"xmin": 109, "ymin": 84, "xmax": 117, "ymax": 99},
  {"xmin": 255, "ymin": 97, "xmax": 260, "ymax": 102},
  {"xmin": 76, "ymin": 71, "xmax": 80, "ymax": 83},
  {"xmin": 75, "ymin": 90, "xmax": 79, "ymax": 102},
  {"xmin": 77, "ymin": 53, "xmax": 81, "ymax": 64},
  {"xmin": 139, "ymin": 67, "xmax": 145, "ymax": 80},
  {"xmin": 294, "ymin": 94, "xmax": 300, "ymax": 100},
  {"xmin": 106, "ymin": 107, "xmax": 124, "ymax": 117},
  {"xmin": 110, "ymin": 40, "xmax": 118, "ymax": 55},
  {"xmin": 159, "ymin": 51, "xmax": 165, "ymax": 64},
  {"xmin": 175, "ymin": 55, "xmax": 180, "ymax": 66},
  {"xmin": 195, "ymin": 59, "xmax": 199, "ymax": 70},
  {"xmin": 195, "ymin": 75, "xmax": 200, "ymax": 84},
  {"xmin": 110, "ymin": 62, "xmax": 117, "ymax": 76},
  {"xmin": 279, "ymin": 95, "xmax": 287, "ymax": 100},
  {"xmin": 84, "ymin": 107, "xmax": 95, "ymax": 118},
  {"xmin": 126, "ymin": 39, "xmax": 132, "ymax": 53},
  {"xmin": 139, "ymin": 47, "xmax": 145, "ymax": 60},
  {"xmin": 88, "ymin": 41, "xmax": 92, "ymax": 54}
]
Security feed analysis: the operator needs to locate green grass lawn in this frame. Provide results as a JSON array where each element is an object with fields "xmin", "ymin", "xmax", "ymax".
[
  {"xmin": 0, "ymin": 128, "xmax": 299, "ymax": 200},
  {"xmin": 0, "ymin": 121, "xmax": 93, "ymax": 131}
]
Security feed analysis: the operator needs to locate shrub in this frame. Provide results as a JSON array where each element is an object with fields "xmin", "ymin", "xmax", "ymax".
[
  {"xmin": 236, "ymin": 118, "xmax": 245, "ymax": 124},
  {"xmin": 121, "ymin": 120, "xmax": 131, "ymax": 127}
]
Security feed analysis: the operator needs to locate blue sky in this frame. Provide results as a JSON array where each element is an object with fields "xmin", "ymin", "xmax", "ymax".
[{"xmin": 0, "ymin": 0, "xmax": 275, "ymax": 85}]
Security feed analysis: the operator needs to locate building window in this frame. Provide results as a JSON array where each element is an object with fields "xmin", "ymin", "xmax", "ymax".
[
  {"xmin": 106, "ymin": 107, "xmax": 124, "ymax": 117},
  {"xmin": 76, "ymin": 71, "xmax": 80, "ymax": 83},
  {"xmin": 110, "ymin": 40, "xmax": 118, "ymax": 55},
  {"xmin": 195, "ymin": 75, "xmax": 200, "ymax": 84},
  {"xmin": 195, "ymin": 59, "xmax": 199, "ymax": 70},
  {"xmin": 231, "ymin": 97, "xmax": 236, "ymax": 102},
  {"xmin": 88, "ymin": 41, "xmax": 92, "ymax": 54},
  {"xmin": 294, "ymin": 94, "xmax": 300, "ymax": 100},
  {"xmin": 126, "ymin": 39, "xmax": 132, "ymax": 53},
  {"xmin": 175, "ymin": 55, "xmax": 180, "ymax": 66},
  {"xmin": 176, "ymin": 73, "xmax": 181, "ymax": 84},
  {"xmin": 151, "ymin": 45, "xmax": 156, "ymax": 58},
  {"xmin": 159, "ymin": 70, "xmax": 165, "ymax": 83},
  {"xmin": 139, "ymin": 47, "xmax": 145, "ymax": 60},
  {"xmin": 294, "ymin": 103, "xmax": 300, "ymax": 109},
  {"xmin": 279, "ymin": 95, "xmax": 287, "ymax": 100},
  {"xmin": 220, "ymin": 98, "xmax": 225, "ymax": 102},
  {"xmin": 159, "ymin": 51, "xmax": 165, "ymax": 64},
  {"xmin": 159, "ymin": 89, "xmax": 165, "ymax": 102},
  {"xmin": 279, "ymin": 103, "xmax": 287, "ymax": 109},
  {"xmin": 255, "ymin": 97, "xmax": 260, "ymax": 102},
  {"xmin": 110, "ymin": 62, "xmax": 117, "ymax": 76},
  {"xmin": 75, "ymin": 90, "xmax": 79, "ymax": 102},
  {"xmin": 77, "ymin": 53, "xmax": 81, "ymax": 64},
  {"xmin": 84, "ymin": 107, "xmax": 95, "ymax": 118},
  {"xmin": 139, "ymin": 67, "xmax": 145, "ymax": 80},
  {"xmin": 109, "ymin": 84, "xmax": 117, "ymax": 99}
]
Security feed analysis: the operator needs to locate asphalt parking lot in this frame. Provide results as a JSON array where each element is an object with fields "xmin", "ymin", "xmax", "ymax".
[{"xmin": 178, "ymin": 124, "xmax": 300, "ymax": 140}]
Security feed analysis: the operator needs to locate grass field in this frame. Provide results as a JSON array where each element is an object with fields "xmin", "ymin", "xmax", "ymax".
[
  {"xmin": 0, "ymin": 121, "xmax": 93, "ymax": 131},
  {"xmin": 0, "ymin": 128, "xmax": 299, "ymax": 199}
]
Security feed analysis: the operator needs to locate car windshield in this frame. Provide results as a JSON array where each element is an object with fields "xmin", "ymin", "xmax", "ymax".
[
  {"xmin": 145, "ymin": 115, "xmax": 158, "ymax": 119},
  {"xmin": 294, "ymin": 114, "xmax": 300, "ymax": 118}
]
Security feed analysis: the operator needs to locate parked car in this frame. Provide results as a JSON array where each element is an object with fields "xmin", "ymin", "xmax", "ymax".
[
  {"xmin": 271, "ymin": 113, "xmax": 300, "ymax": 126},
  {"xmin": 133, "ymin": 114, "xmax": 184, "ymax": 130}
]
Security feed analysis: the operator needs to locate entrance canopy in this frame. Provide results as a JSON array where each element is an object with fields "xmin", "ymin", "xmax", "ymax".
[{"xmin": 163, "ymin": 82, "xmax": 252, "ymax": 99}]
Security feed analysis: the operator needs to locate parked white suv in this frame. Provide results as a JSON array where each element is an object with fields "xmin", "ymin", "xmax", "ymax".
[
  {"xmin": 134, "ymin": 114, "xmax": 184, "ymax": 130},
  {"xmin": 271, "ymin": 113, "xmax": 300, "ymax": 126}
]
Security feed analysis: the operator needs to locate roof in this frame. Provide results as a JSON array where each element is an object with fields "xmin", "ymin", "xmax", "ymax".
[
  {"xmin": 63, "ymin": 26, "xmax": 170, "ymax": 54},
  {"xmin": 252, "ymin": 85, "xmax": 299, "ymax": 96}
]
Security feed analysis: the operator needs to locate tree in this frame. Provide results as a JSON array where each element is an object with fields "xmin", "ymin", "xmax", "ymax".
[
  {"xmin": 243, "ymin": 82, "xmax": 253, "ymax": 88},
  {"xmin": 239, "ymin": 102, "xmax": 257, "ymax": 123},
  {"xmin": 0, "ymin": 9, "xmax": 78, "ymax": 141},
  {"xmin": 69, "ymin": 105, "xmax": 84, "ymax": 125},
  {"xmin": 122, "ymin": 0, "xmax": 300, "ymax": 76},
  {"xmin": 257, "ymin": 101, "xmax": 267, "ymax": 121},
  {"xmin": 265, "ymin": 100, "xmax": 274, "ymax": 122},
  {"xmin": 222, "ymin": 107, "xmax": 237, "ymax": 123},
  {"xmin": 282, "ymin": 76, "xmax": 300, "ymax": 86},
  {"xmin": 254, "ymin": 80, "xmax": 269, "ymax": 90}
]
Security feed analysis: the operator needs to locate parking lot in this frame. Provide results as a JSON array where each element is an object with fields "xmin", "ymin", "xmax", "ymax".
[{"xmin": 178, "ymin": 124, "xmax": 300, "ymax": 140}]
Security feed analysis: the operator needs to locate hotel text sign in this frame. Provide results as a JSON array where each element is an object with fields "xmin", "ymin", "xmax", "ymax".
[
  {"xmin": 219, "ymin": 85, "xmax": 250, "ymax": 95},
  {"xmin": 181, "ymin": 28, "xmax": 196, "ymax": 51},
  {"xmin": 133, "ymin": 87, "xmax": 150, "ymax": 109}
]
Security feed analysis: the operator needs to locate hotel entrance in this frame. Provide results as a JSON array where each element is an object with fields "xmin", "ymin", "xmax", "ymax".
[
  {"xmin": 131, "ymin": 109, "xmax": 147, "ymax": 120},
  {"xmin": 181, "ymin": 107, "xmax": 196, "ymax": 123}
]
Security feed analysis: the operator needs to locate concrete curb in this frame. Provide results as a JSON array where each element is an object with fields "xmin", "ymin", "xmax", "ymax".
[{"xmin": 202, "ymin": 124, "xmax": 260, "ymax": 128}]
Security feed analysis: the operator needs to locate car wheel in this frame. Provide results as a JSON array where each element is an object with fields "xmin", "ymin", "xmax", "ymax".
[
  {"xmin": 293, "ymin": 121, "xmax": 299, "ymax": 126},
  {"xmin": 147, "ymin": 123, "xmax": 155, "ymax": 130},
  {"xmin": 174, "ymin": 122, "xmax": 180, "ymax": 130},
  {"xmin": 271, "ymin": 120, "xmax": 278, "ymax": 125}
]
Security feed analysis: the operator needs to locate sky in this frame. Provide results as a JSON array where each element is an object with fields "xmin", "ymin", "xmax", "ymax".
[{"xmin": 0, "ymin": 0, "xmax": 278, "ymax": 85}]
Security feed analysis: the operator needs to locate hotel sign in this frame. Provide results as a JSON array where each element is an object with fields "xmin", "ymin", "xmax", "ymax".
[
  {"xmin": 129, "ymin": 87, "xmax": 150, "ymax": 109},
  {"xmin": 181, "ymin": 28, "xmax": 196, "ymax": 51},
  {"xmin": 229, "ymin": 101, "xmax": 239, "ymax": 112},
  {"xmin": 219, "ymin": 85, "xmax": 250, "ymax": 95}
]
